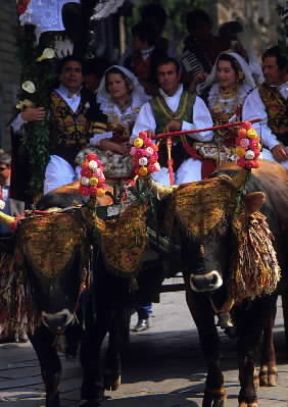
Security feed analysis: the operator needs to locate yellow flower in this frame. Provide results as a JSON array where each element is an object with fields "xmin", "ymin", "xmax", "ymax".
[
  {"xmin": 235, "ymin": 146, "xmax": 246, "ymax": 157},
  {"xmin": 134, "ymin": 137, "xmax": 144, "ymax": 148},
  {"xmin": 138, "ymin": 166, "xmax": 148, "ymax": 177},
  {"xmin": 96, "ymin": 188, "xmax": 106, "ymax": 197},
  {"xmin": 16, "ymin": 99, "xmax": 34, "ymax": 110},
  {"xmin": 246, "ymin": 128, "xmax": 258, "ymax": 139},
  {"xmin": 22, "ymin": 80, "xmax": 36, "ymax": 94},
  {"xmin": 36, "ymin": 48, "xmax": 56, "ymax": 62},
  {"xmin": 90, "ymin": 177, "xmax": 98, "ymax": 186}
]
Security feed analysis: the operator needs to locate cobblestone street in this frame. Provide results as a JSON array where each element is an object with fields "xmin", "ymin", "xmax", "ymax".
[{"xmin": 1, "ymin": 280, "xmax": 288, "ymax": 406}]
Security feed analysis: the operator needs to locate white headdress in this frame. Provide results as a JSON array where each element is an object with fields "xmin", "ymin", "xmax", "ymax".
[
  {"xmin": 97, "ymin": 65, "xmax": 149, "ymax": 113},
  {"xmin": 197, "ymin": 51, "xmax": 256, "ymax": 94}
]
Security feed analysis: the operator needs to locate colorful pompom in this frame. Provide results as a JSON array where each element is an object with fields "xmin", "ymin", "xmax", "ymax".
[{"xmin": 131, "ymin": 131, "xmax": 160, "ymax": 178}]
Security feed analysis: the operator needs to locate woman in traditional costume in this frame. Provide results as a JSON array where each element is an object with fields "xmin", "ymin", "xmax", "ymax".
[
  {"xmin": 194, "ymin": 51, "xmax": 278, "ymax": 173},
  {"xmin": 77, "ymin": 65, "xmax": 149, "ymax": 180}
]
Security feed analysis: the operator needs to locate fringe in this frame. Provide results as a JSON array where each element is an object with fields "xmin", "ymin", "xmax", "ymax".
[{"xmin": 230, "ymin": 211, "xmax": 281, "ymax": 304}]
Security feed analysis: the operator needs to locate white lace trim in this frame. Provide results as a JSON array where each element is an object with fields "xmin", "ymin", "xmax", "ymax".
[
  {"xmin": 19, "ymin": 0, "xmax": 80, "ymax": 43},
  {"xmin": 97, "ymin": 65, "xmax": 149, "ymax": 124},
  {"xmin": 208, "ymin": 83, "xmax": 253, "ymax": 115},
  {"xmin": 197, "ymin": 51, "xmax": 256, "ymax": 95}
]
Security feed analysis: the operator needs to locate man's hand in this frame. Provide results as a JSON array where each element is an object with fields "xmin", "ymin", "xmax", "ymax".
[
  {"xmin": 165, "ymin": 120, "xmax": 182, "ymax": 133},
  {"xmin": 271, "ymin": 143, "xmax": 288, "ymax": 162},
  {"xmin": 21, "ymin": 107, "xmax": 46, "ymax": 122}
]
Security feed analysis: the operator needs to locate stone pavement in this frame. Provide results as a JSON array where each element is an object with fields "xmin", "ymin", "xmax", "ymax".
[{"xmin": 1, "ymin": 280, "xmax": 288, "ymax": 406}]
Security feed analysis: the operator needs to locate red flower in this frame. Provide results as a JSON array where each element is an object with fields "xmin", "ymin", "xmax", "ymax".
[
  {"xmin": 86, "ymin": 153, "xmax": 98, "ymax": 161},
  {"xmin": 17, "ymin": 0, "xmax": 31, "ymax": 15}
]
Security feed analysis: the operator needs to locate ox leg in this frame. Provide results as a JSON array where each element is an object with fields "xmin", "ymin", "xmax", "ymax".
[
  {"xmin": 259, "ymin": 294, "xmax": 277, "ymax": 387},
  {"xmin": 104, "ymin": 307, "xmax": 129, "ymax": 391},
  {"xmin": 80, "ymin": 315, "xmax": 108, "ymax": 406},
  {"xmin": 184, "ymin": 277, "xmax": 226, "ymax": 407},
  {"xmin": 236, "ymin": 299, "xmax": 265, "ymax": 407},
  {"xmin": 29, "ymin": 325, "xmax": 61, "ymax": 407}
]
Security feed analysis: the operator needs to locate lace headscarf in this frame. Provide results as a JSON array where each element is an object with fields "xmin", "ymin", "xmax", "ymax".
[
  {"xmin": 97, "ymin": 65, "xmax": 149, "ymax": 114},
  {"xmin": 197, "ymin": 51, "xmax": 257, "ymax": 113},
  {"xmin": 197, "ymin": 51, "xmax": 256, "ymax": 94}
]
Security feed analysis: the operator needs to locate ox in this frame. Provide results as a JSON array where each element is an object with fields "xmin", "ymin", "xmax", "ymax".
[
  {"xmin": 154, "ymin": 160, "xmax": 288, "ymax": 407},
  {"xmin": 0, "ymin": 184, "xmax": 149, "ymax": 407},
  {"xmin": 0, "ymin": 188, "xmax": 93, "ymax": 407}
]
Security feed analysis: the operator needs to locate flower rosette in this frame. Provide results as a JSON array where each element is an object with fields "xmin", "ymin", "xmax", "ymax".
[
  {"xmin": 235, "ymin": 122, "xmax": 262, "ymax": 169},
  {"xmin": 130, "ymin": 131, "xmax": 160, "ymax": 177},
  {"xmin": 79, "ymin": 153, "xmax": 107, "ymax": 198}
]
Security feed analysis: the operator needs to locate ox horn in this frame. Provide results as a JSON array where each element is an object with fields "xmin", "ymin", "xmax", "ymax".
[
  {"xmin": 0, "ymin": 211, "xmax": 17, "ymax": 229},
  {"xmin": 150, "ymin": 179, "xmax": 178, "ymax": 200}
]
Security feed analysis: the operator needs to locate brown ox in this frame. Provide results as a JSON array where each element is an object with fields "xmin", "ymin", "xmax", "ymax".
[{"xmin": 152, "ymin": 160, "xmax": 288, "ymax": 407}]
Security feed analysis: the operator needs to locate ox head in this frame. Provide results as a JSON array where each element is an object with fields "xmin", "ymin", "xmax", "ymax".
[
  {"xmin": 151, "ymin": 170, "xmax": 266, "ymax": 293},
  {"xmin": 0, "ymin": 185, "xmax": 99, "ymax": 334},
  {"xmin": 15, "ymin": 208, "xmax": 90, "ymax": 334}
]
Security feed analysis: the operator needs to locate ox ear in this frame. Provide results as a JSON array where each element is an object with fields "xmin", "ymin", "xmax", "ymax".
[
  {"xmin": 244, "ymin": 192, "xmax": 266, "ymax": 214},
  {"xmin": 216, "ymin": 169, "xmax": 249, "ymax": 190}
]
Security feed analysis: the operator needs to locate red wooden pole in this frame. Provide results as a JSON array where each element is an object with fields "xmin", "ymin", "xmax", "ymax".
[{"xmin": 153, "ymin": 118, "xmax": 261, "ymax": 140}]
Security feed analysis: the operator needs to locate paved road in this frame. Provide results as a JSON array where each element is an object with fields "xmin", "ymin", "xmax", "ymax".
[{"xmin": 1, "ymin": 279, "xmax": 288, "ymax": 406}]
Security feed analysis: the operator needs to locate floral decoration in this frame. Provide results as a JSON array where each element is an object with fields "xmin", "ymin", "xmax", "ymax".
[
  {"xmin": 36, "ymin": 48, "xmax": 56, "ymax": 62},
  {"xmin": 16, "ymin": 27, "xmax": 57, "ymax": 202},
  {"xmin": 79, "ymin": 153, "xmax": 108, "ymax": 198},
  {"xmin": 235, "ymin": 121, "xmax": 262, "ymax": 169},
  {"xmin": 130, "ymin": 131, "xmax": 160, "ymax": 177}
]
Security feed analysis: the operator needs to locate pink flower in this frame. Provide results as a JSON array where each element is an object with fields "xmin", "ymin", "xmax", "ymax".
[
  {"xmin": 130, "ymin": 147, "xmax": 137, "ymax": 156},
  {"xmin": 239, "ymin": 138, "xmax": 250, "ymax": 149}
]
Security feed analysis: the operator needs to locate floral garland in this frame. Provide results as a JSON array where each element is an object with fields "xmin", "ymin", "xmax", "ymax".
[
  {"xmin": 79, "ymin": 153, "xmax": 108, "ymax": 198},
  {"xmin": 235, "ymin": 121, "xmax": 261, "ymax": 169},
  {"xmin": 16, "ymin": 26, "xmax": 56, "ymax": 202},
  {"xmin": 130, "ymin": 131, "xmax": 160, "ymax": 177}
]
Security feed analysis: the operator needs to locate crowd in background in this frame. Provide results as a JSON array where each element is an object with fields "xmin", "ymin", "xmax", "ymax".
[{"xmin": 3, "ymin": 4, "xmax": 288, "ymax": 342}]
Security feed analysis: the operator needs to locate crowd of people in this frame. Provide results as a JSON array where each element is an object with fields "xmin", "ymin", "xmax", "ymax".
[{"xmin": 3, "ymin": 5, "xmax": 288, "ymax": 339}]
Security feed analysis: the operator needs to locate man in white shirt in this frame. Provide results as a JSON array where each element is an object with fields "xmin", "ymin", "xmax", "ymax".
[
  {"xmin": 131, "ymin": 57, "xmax": 214, "ymax": 185},
  {"xmin": 259, "ymin": 46, "xmax": 288, "ymax": 168}
]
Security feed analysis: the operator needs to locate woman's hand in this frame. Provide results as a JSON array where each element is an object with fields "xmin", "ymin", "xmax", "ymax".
[{"xmin": 21, "ymin": 107, "xmax": 46, "ymax": 122}]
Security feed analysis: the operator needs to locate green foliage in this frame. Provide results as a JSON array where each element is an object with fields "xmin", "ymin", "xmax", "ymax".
[{"xmin": 16, "ymin": 26, "xmax": 56, "ymax": 201}]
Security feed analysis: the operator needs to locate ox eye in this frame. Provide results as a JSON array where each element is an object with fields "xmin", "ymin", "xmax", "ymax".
[{"xmin": 217, "ymin": 220, "xmax": 228, "ymax": 236}]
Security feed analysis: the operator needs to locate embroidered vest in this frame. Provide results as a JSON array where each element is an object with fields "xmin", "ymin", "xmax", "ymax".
[
  {"xmin": 150, "ymin": 91, "xmax": 195, "ymax": 168},
  {"xmin": 259, "ymin": 83, "xmax": 288, "ymax": 146},
  {"xmin": 50, "ymin": 91, "xmax": 91, "ymax": 165}
]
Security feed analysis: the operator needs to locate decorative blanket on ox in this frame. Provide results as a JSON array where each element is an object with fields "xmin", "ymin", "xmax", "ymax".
[
  {"xmin": 162, "ymin": 162, "xmax": 282, "ymax": 304},
  {"xmin": 0, "ymin": 208, "xmax": 91, "ymax": 334},
  {"xmin": 99, "ymin": 202, "xmax": 148, "ymax": 276},
  {"xmin": 15, "ymin": 209, "xmax": 89, "ymax": 278}
]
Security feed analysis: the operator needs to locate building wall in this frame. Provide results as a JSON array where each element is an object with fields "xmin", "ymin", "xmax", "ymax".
[
  {"xmin": 217, "ymin": 0, "xmax": 279, "ymax": 54},
  {"xmin": 0, "ymin": 1, "xmax": 20, "ymax": 151}
]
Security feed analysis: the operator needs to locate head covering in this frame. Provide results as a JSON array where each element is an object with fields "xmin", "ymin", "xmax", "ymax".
[
  {"xmin": 197, "ymin": 51, "xmax": 256, "ymax": 94},
  {"xmin": 97, "ymin": 65, "xmax": 149, "ymax": 113}
]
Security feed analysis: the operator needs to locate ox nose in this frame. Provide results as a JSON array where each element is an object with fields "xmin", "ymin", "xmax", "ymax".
[
  {"xmin": 189, "ymin": 270, "xmax": 223, "ymax": 292},
  {"xmin": 41, "ymin": 309, "xmax": 75, "ymax": 333}
]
